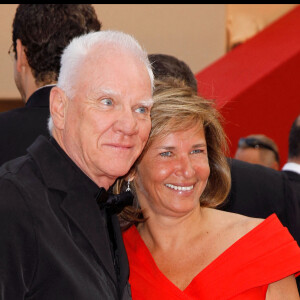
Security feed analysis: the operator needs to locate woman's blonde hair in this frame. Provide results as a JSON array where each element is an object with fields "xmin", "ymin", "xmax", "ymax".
[{"xmin": 116, "ymin": 78, "xmax": 231, "ymax": 228}]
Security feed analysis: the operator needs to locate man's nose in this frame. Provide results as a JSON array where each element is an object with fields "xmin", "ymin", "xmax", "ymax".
[{"xmin": 114, "ymin": 108, "xmax": 138, "ymax": 135}]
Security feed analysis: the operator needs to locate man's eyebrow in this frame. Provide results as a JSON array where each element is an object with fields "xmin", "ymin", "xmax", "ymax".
[
  {"xmin": 92, "ymin": 87, "xmax": 120, "ymax": 97},
  {"xmin": 88, "ymin": 88, "xmax": 153, "ymax": 107},
  {"xmin": 139, "ymin": 98, "xmax": 153, "ymax": 107},
  {"xmin": 86, "ymin": 87, "xmax": 119, "ymax": 100}
]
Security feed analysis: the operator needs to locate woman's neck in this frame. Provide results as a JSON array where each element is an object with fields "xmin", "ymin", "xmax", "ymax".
[{"xmin": 137, "ymin": 205, "xmax": 208, "ymax": 253}]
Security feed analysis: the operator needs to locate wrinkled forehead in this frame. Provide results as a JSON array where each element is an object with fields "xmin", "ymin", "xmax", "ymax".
[
  {"xmin": 74, "ymin": 46, "xmax": 152, "ymax": 99},
  {"xmin": 83, "ymin": 43, "xmax": 147, "ymax": 75}
]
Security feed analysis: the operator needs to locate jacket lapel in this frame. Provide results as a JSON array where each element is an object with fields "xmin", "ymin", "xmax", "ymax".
[
  {"xmin": 111, "ymin": 214, "xmax": 130, "ymax": 295},
  {"xmin": 27, "ymin": 136, "xmax": 117, "ymax": 283},
  {"xmin": 61, "ymin": 188, "xmax": 117, "ymax": 283}
]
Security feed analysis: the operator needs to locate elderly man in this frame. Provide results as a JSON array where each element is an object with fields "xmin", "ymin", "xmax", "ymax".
[{"xmin": 0, "ymin": 30, "xmax": 153, "ymax": 300}]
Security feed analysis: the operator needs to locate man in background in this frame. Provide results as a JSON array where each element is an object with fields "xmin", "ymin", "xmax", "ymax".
[
  {"xmin": 234, "ymin": 134, "xmax": 280, "ymax": 170},
  {"xmin": 0, "ymin": 4, "xmax": 101, "ymax": 165},
  {"xmin": 148, "ymin": 53, "xmax": 198, "ymax": 92}
]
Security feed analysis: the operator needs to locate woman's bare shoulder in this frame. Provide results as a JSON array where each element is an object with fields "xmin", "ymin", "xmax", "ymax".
[
  {"xmin": 266, "ymin": 275, "xmax": 299, "ymax": 299},
  {"xmin": 206, "ymin": 208, "xmax": 265, "ymax": 240}
]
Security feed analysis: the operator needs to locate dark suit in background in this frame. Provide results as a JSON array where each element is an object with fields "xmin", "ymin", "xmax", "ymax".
[
  {"xmin": 0, "ymin": 85, "xmax": 53, "ymax": 166},
  {"xmin": 283, "ymin": 170, "xmax": 300, "ymax": 202},
  {"xmin": 0, "ymin": 136, "xmax": 131, "ymax": 299},
  {"xmin": 282, "ymin": 114, "xmax": 300, "ymax": 205},
  {"xmin": 219, "ymin": 158, "xmax": 300, "ymax": 247},
  {"xmin": 282, "ymin": 166, "xmax": 300, "ymax": 216}
]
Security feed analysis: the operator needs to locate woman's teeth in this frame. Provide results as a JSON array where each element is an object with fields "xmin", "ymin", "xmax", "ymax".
[{"xmin": 165, "ymin": 184, "xmax": 193, "ymax": 191}]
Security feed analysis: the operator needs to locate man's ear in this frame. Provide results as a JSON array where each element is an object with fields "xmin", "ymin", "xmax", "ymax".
[
  {"xmin": 15, "ymin": 39, "xmax": 29, "ymax": 72},
  {"xmin": 50, "ymin": 86, "xmax": 68, "ymax": 130}
]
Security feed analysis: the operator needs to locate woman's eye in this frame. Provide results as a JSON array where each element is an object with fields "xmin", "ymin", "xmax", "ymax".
[
  {"xmin": 101, "ymin": 98, "xmax": 113, "ymax": 106},
  {"xmin": 160, "ymin": 151, "xmax": 171, "ymax": 157},
  {"xmin": 135, "ymin": 106, "xmax": 148, "ymax": 114},
  {"xmin": 191, "ymin": 149, "xmax": 204, "ymax": 154}
]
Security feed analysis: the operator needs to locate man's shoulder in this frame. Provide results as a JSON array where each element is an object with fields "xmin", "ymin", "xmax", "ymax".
[
  {"xmin": 222, "ymin": 158, "xmax": 288, "ymax": 219},
  {"xmin": 0, "ymin": 154, "xmax": 36, "ymax": 187},
  {"xmin": 0, "ymin": 140, "xmax": 52, "ymax": 213},
  {"xmin": 283, "ymin": 170, "xmax": 300, "ymax": 203},
  {"xmin": 26, "ymin": 86, "xmax": 53, "ymax": 108},
  {"xmin": 0, "ymin": 106, "xmax": 27, "ymax": 122},
  {"xmin": 0, "ymin": 98, "xmax": 50, "ymax": 165},
  {"xmin": 0, "ymin": 105, "xmax": 49, "ymax": 128},
  {"xmin": 283, "ymin": 170, "xmax": 300, "ymax": 182},
  {"xmin": 0, "ymin": 136, "xmax": 51, "ymax": 184},
  {"xmin": 0, "ymin": 85, "xmax": 53, "ymax": 123},
  {"xmin": 229, "ymin": 158, "xmax": 285, "ymax": 182},
  {"xmin": 0, "ymin": 155, "xmax": 38, "ymax": 217}
]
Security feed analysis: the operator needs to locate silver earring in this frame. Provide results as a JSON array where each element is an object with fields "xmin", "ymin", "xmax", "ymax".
[{"xmin": 126, "ymin": 180, "xmax": 131, "ymax": 192}]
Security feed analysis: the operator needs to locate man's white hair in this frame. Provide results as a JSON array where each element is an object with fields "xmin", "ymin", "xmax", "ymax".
[{"xmin": 48, "ymin": 30, "xmax": 154, "ymax": 134}]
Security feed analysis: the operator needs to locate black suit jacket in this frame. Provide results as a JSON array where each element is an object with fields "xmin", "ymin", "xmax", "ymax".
[
  {"xmin": 0, "ymin": 136, "xmax": 131, "ymax": 299},
  {"xmin": 0, "ymin": 86, "xmax": 53, "ymax": 166},
  {"xmin": 219, "ymin": 158, "xmax": 300, "ymax": 246},
  {"xmin": 283, "ymin": 170, "xmax": 300, "ymax": 203}
]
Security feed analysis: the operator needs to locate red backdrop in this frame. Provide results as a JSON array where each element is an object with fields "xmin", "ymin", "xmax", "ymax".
[{"xmin": 195, "ymin": 5, "xmax": 300, "ymax": 168}]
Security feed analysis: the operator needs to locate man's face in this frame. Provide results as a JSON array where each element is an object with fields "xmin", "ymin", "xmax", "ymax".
[
  {"xmin": 235, "ymin": 148, "xmax": 265, "ymax": 166},
  {"xmin": 62, "ymin": 48, "xmax": 152, "ymax": 189}
]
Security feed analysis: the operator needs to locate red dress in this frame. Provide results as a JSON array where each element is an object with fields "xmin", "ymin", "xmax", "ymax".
[{"xmin": 123, "ymin": 214, "xmax": 300, "ymax": 299}]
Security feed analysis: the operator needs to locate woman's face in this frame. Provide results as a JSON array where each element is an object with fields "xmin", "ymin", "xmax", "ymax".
[{"xmin": 134, "ymin": 125, "xmax": 210, "ymax": 218}]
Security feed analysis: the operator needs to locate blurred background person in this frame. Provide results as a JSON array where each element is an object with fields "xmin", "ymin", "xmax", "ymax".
[
  {"xmin": 148, "ymin": 53, "xmax": 198, "ymax": 92},
  {"xmin": 0, "ymin": 4, "xmax": 101, "ymax": 166},
  {"xmin": 234, "ymin": 134, "xmax": 280, "ymax": 170}
]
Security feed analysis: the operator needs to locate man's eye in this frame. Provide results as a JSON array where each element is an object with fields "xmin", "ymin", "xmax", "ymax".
[
  {"xmin": 101, "ymin": 98, "xmax": 113, "ymax": 106},
  {"xmin": 135, "ymin": 107, "xmax": 148, "ymax": 114},
  {"xmin": 160, "ymin": 151, "xmax": 171, "ymax": 157}
]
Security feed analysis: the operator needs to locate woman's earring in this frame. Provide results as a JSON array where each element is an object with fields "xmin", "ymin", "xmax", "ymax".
[{"xmin": 126, "ymin": 180, "xmax": 131, "ymax": 192}]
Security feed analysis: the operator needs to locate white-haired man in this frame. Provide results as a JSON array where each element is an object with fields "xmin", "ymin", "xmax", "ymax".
[{"xmin": 0, "ymin": 30, "xmax": 153, "ymax": 300}]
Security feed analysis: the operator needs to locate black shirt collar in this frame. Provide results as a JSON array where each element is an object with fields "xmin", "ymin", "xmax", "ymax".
[
  {"xmin": 48, "ymin": 136, "xmax": 104, "ymax": 198},
  {"xmin": 27, "ymin": 135, "xmax": 105, "ymax": 200}
]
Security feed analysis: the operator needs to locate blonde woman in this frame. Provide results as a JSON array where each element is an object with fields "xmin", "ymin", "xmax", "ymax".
[{"xmin": 117, "ymin": 79, "xmax": 300, "ymax": 299}]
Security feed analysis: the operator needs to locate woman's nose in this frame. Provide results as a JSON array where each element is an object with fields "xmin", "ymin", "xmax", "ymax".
[{"xmin": 175, "ymin": 156, "xmax": 196, "ymax": 178}]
